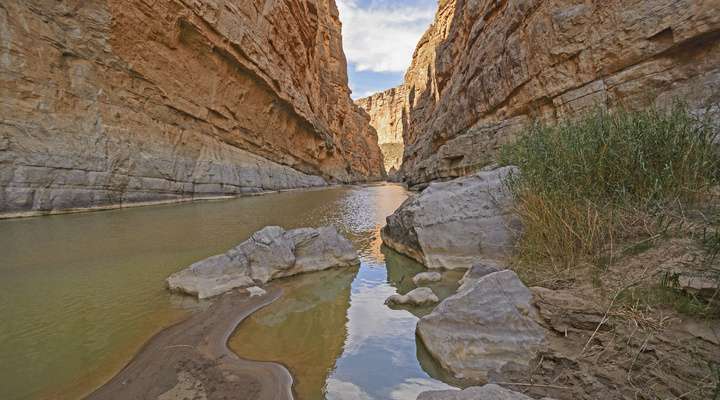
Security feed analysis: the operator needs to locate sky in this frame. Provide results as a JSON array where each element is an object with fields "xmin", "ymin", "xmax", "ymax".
[{"xmin": 337, "ymin": 0, "xmax": 437, "ymax": 99}]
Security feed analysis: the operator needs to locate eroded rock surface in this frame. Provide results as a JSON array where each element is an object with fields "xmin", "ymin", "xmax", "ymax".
[
  {"xmin": 167, "ymin": 226, "xmax": 359, "ymax": 299},
  {"xmin": 381, "ymin": 166, "xmax": 520, "ymax": 269},
  {"xmin": 416, "ymin": 269, "xmax": 546, "ymax": 382},
  {"xmin": 371, "ymin": 0, "xmax": 720, "ymax": 186},
  {"xmin": 0, "ymin": 0, "xmax": 385, "ymax": 217}
]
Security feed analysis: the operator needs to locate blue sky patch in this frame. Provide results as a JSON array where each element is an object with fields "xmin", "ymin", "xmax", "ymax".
[{"xmin": 337, "ymin": 0, "xmax": 436, "ymax": 99}]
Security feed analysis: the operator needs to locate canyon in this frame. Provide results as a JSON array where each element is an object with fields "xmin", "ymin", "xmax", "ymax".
[
  {"xmin": 0, "ymin": 0, "xmax": 385, "ymax": 217},
  {"xmin": 356, "ymin": 86, "xmax": 407, "ymax": 175},
  {"xmin": 363, "ymin": 0, "xmax": 720, "ymax": 186},
  {"xmin": 1, "ymin": 0, "xmax": 719, "ymax": 400}
]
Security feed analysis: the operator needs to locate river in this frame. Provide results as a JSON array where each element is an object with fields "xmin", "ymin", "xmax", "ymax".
[{"xmin": 0, "ymin": 184, "xmax": 459, "ymax": 400}]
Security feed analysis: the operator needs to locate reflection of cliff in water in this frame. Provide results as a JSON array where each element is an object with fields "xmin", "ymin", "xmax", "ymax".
[
  {"xmin": 416, "ymin": 334, "xmax": 471, "ymax": 389},
  {"xmin": 384, "ymin": 245, "xmax": 425, "ymax": 295},
  {"xmin": 383, "ymin": 246, "xmax": 465, "ymax": 318},
  {"xmin": 228, "ymin": 268, "xmax": 357, "ymax": 400}
]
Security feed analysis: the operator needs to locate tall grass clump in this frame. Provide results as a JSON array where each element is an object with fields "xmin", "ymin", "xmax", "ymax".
[{"xmin": 500, "ymin": 102, "xmax": 719, "ymax": 272}]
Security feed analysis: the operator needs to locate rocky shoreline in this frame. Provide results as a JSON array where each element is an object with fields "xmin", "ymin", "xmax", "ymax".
[{"xmin": 381, "ymin": 166, "xmax": 720, "ymax": 399}]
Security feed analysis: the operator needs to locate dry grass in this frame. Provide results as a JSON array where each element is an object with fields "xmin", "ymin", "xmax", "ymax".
[{"xmin": 500, "ymin": 102, "xmax": 720, "ymax": 278}]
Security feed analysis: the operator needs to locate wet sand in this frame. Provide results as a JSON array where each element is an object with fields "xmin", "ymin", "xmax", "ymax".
[{"xmin": 87, "ymin": 287, "xmax": 293, "ymax": 400}]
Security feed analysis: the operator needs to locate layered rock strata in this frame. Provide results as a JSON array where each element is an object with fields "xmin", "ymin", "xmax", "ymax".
[
  {"xmin": 356, "ymin": 86, "xmax": 407, "ymax": 174},
  {"xmin": 0, "ymin": 0, "xmax": 385, "ymax": 216},
  {"xmin": 379, "ymin": 0, "xmax": 720, "ymax": 185},
  {"xmin": 167, "ymin": 226, "xmax": 359, "ymax": 299}
]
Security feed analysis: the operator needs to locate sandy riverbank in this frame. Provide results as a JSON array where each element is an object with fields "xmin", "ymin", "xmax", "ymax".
[{"xmin": 87, "ymin": 286, "xmax": 293, "ymax": 400}]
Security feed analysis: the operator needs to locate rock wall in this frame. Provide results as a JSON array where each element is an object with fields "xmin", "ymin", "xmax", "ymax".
[
  {"xmin": 392, "ymin": 0, "xmax": 720, "ymax": 185},
  {"xmin": 356, "ymin": 86, "xmax": 407, "ymax": 174},
  {"xmin": 0, "ymin": 0, "xmax": 385, "ymax": 216}
]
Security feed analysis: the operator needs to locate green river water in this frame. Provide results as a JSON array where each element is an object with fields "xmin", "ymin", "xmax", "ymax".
[{"xmin": 0, "ymin": 184, "xmax": 459, "ymax": 400}]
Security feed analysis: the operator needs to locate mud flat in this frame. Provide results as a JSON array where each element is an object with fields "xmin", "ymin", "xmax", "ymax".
[{"xmin": 87, "ymin": 287, "xmax": 292, "ymax": 400}]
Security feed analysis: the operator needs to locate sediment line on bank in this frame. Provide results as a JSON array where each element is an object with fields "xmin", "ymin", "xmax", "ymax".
[{"xmin": 87, "ymin": 287, "xmax": 293, "ymax": 400}]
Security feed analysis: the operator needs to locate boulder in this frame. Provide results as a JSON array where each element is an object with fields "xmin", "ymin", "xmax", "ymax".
[
  {"xmin": 417, "ymin": 269, "xmax": 546, "ymax": 382},
  {"xmin": 386, "ymin": 287, "xmax": 440, "ymax": 306},
  {"xmin": 167, "ymin": 226, "xmax": 359, "ymax": 299},
  {"xmin": 458, "ymin": 262, "xmax": 501, "ymax": 290},
  {"xmin": 381, "ymin": 166, "xmax": 520, "ymax": 270},
  {"xmin": 418, "ymin": 384, "xmax": 551, "ymax": 400},
  {"xmin": 412, "ymin": 272, "xmax": 443, "ymax": 285}
]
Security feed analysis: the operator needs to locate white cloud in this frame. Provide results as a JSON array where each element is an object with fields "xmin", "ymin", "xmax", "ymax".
[
  {"xmin": 326, "ymin": 378, "xmax": 373, "ymax": 400},
  {"xmin": 389, "ymin": 378, "xmax": 457, "ymax": 400},
  {"xmin": 338, "ymin": 0, "xmax": 435, "ymax": 73}
]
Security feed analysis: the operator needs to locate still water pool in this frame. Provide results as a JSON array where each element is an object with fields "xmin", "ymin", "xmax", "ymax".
[{"xmin": 0, "ymin": 184, "xmax": 458, "ymax": 399}]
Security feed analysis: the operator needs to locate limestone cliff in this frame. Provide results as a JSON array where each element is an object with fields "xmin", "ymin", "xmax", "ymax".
[
  {"xmin": 356, "ymin": 87, "xmax": 407, "ymax": 174},
  {"xmin": 393, "ymin": 0, "xmax": 720, "ymax": 185},
  {"xmin": 0, "ymin": 0, "xmax": 385, "ymax": 216}
]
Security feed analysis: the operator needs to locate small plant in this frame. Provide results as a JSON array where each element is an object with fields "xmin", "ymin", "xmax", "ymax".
[{"xmin": 500, "ymin": 102, "xmax": 720, "ymax": 272}]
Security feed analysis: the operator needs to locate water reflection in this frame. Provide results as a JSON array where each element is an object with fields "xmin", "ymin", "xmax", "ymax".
[
  {"xmin": 0, "ymin": 184, "xmax": 406, "ymax": 400},
  {"xmin": 230, "ymin": 186, "xmax": 459, "ymax": 399},
  {"xmin": 0, "ymin": 183, "xmax": 459, "ymax": 400},
  {"xmin": 384, "ymin": 246, "xmax": 465, "ymax": 318},
  {"xmin": 229, "ymin": 268, "xmax": 357, "ymax": 399}
]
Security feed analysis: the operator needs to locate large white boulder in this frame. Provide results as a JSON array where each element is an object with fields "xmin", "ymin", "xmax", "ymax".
[
  {"xmin": 167, "ymin": 226, "xmax": 359, "ymax": 299},
  {"xmin": 416, "ymin": 269, "xmax": 546, "ymax": 382},
  {"xmin": 381, "ymin": 166, "xmax": 520, "ymax": 270}
]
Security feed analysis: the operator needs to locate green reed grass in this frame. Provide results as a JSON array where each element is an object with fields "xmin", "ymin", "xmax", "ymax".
[{"xmin": 500, "ymin": 102, "xmax": 719, "ymax": 270}]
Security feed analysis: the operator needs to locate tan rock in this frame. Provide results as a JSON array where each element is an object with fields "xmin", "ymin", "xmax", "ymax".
[
  {"xmin": 370, "ymin": 0, "xmax": 720, "ymax": 186},
  {"xmin": 356, "ymin": 86, "xmax": 408, "ymax": 173},
  {"xmin": 0, "ymin": 0, "xmax": 385, "ymax": 216}
]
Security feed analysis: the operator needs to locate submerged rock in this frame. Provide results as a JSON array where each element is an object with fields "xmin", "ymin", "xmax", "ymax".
[
  {"xmin": 412, "ymin": 272, "xmax": 443, "ymax": 285},
  {"xmin": 167, "ymin": 226, "xmax": 359, "ymax": 299},
  {"xmin": 381, "ymin": 166, "xmax": 520, "ymax": 269},
  {"xmin": 417, "ymin": 269, "xmax": 546, "ymax": 382},
  {"xmin": 417, "ymin": 384, "xmax": 552, "ymax": 400},
  {"xmin": 386, "ymin": 287, "xmax": 440, "ymax": 306}
]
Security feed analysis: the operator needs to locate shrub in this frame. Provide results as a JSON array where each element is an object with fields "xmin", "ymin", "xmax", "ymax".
[{"xmin": 500, "ymin": 102, "xmax": 719, "ymax": 271}]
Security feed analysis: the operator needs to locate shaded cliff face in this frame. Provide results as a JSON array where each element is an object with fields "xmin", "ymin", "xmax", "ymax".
[
  {"xmin": 356, "ymin": 87, "xmax": 407, "ymax": 174},
  {"xmin": 395, "ymin": 0, "xmax": 720, "ymax": 185},
  {"xmin": 0, "ymin": 0, "xmax": 385, "ymax": 216}
]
